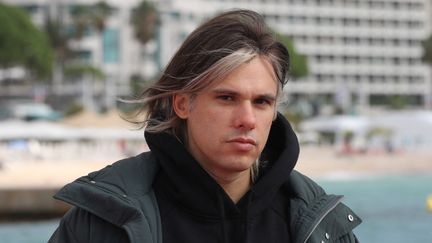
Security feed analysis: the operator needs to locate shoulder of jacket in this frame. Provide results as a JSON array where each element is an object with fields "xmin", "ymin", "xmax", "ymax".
[
  {"xmin": 285, "ymin": 170, "xmax": 327, "ymax": 205},
  {"xmin": 54, "ymin": 152, "xmax": 161, "ymax": 242},
  {"xmin": 85, "ymin": 151, "xmax": 158, "ymax": 195},
  {"xmin": 54, "ymin": 151, "xmax": 159, "ymax": 205},
  {"xmin": 53, "ymin": 151, "xmax": 161, "ymax": 229},
  {"xmin": 49, "ymin": 206, "xmax": 129, "ymax": 243}
]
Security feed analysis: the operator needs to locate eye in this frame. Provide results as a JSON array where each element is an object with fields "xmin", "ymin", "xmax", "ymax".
[
  {"xmin": 217, "ymin": 95, "xmax": 234, "ymax": 101},
  {"xmin": 254, "ymin": 98, "xmax": 272, "ymax": 106}
]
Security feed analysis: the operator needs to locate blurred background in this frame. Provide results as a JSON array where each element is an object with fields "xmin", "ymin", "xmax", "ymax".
[{"xmin": 0, "ymin": 0, "xmax": 431, "ymax": 242}]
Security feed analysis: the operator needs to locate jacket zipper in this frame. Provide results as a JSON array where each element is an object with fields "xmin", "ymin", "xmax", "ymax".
[{"xmin": 303, "ymin": 196, "xmax": 343, "ymax": 243}]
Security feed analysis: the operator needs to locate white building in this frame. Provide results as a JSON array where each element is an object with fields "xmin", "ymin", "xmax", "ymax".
[
  {"xmin": 155, "ymin": 0, "xmax": 432, "ymax": 112},
  {"xmin": 5, "ymin": 0, "xmax": 432, "ymax": 112}
]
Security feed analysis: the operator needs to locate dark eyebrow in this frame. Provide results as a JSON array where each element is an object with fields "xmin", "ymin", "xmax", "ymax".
[
  {"xmin": 211, "ymin": 89, "xmax": 238, "ymax": 96},
  {"xmin": 211, "ymin": 88, "xmax": 276, "ymax": 101},
  {"xmin": 257, "ymin": 94, "xmax": 276, "ymax": 102}
]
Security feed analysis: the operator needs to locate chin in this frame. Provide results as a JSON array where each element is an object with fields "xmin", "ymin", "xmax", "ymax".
[{"xmin": 224, "ymin": 158, "xmax": 256, "ymax": 171}]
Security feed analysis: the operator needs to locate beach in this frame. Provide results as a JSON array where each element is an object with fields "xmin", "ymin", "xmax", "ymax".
[{"xmin": 296, "ymin": 147, "xmax": 432, "ymax": 179}]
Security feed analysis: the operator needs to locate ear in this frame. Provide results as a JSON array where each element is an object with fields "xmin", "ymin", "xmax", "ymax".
[{"xmin": 173, "ymin": 94, "xmax": 190, "ymax": 119}]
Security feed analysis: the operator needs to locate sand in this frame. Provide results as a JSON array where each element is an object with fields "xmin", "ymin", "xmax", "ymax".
[
  {"xmin": 296, "ymin": 147, "xmax": 432, "ymax": 179},
  {"xmin": 0, "ymin": 147, "xmax": 431, "ymax": 189},
  {"xmin": 0, "ymin": 159, "xmax": 113, "ymax": 189}
]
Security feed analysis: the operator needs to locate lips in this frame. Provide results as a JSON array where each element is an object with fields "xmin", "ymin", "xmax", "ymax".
[
  {"xmin": 227, "ymin": 137, "xmax": 257, "ymax": 152},
  {"xmin": 229, "ymin": 137, "xmax": 256, "ymax": 145}
]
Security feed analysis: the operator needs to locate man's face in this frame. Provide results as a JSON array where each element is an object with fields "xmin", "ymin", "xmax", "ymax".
[{"xmin": 173, "ymin": 57, "xmax": 277, "ymax": 181}]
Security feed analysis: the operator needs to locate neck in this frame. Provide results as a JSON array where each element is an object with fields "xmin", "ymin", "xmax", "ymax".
[{"xmin": 211, "ymin": 169, "xmax": 251, "ymax": 203}]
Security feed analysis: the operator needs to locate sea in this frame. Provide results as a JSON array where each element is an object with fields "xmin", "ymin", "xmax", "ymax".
[{"xmin": 0, "ymin": 173, "xmax": 431, "ymax": 243}]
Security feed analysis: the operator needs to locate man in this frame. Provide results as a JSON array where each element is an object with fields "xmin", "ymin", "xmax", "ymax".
[{"xmin": 49, "ymin": 9, "xmax": 361, "ymax": 243}]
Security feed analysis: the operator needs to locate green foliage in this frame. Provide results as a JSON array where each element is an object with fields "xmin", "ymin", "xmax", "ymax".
[
  {"xmin": 64, "ymin": 102, "xmax": 84, "ymax": 117},
  {"xmin": 388, "ymin": 95, "xmax": 407, "ymax": 110},
  {"xmin": 69, "ymin": 1, "xmax": 113, "ymax": 39},
  {"xmin": 64, "ymin": 64, "xmax": 105, "ymax": 80},
  {"xmin": 422, "ymin": 34, "xmax": 432, "ymax": 65},
  {"xmin": 69, "ymin": 4, "xmax": 92, "ymax": 40},
  {"xmin": 129, "ymin": 73, "xmax": 155, "ymax": 95},
  {"xmin": 366, "ymin": 127, "xmax": 393, "ymax": 139},
  {"xmin": 274, "ymin": 32, "xmax": 309, "ymax": 79},
  {"xmin": 0, "ymin": 3, "xmax": 53, "ymax": 78},
  {"xmin": 281, "ymin": 109, "xmax": 303, "ymax": 130},
  {"xmin": 44, "ymin": 16, "xmax": 70, "ymax": 62},
  {"xmin": 131, "ymin": 1, "xmax": 158, "ymax": 45},
  {"xmin": 91, "ymin": 1, "xmax": 114, "ymax": 32}
]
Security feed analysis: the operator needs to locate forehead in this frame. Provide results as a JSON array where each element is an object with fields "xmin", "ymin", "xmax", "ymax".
[{"xmin": 208, "ymin": 57, "xmax": 278, "ymax": 94}]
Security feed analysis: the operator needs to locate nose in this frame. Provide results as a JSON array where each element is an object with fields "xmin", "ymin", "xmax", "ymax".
[{"xmin": 233, "ymin": 102, "xmax": 256, "ymax": 130}]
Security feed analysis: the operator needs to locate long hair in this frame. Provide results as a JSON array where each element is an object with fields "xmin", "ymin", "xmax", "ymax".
[{"xmin": 131, "ymin": 9, "xmax": 290, "ymax": 138}]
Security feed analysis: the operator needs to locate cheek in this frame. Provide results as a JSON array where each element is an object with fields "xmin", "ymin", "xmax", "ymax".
[
  {"xmin": 188, "ymin": 109, "xmax": 223, "ymax": 138},
  {"xmin": 191, "ymin": 109, "xmax": 219, "ymax": 127},
  {"xmin": 193, "ymin": 104, "xmax": 229, "ymax": 126}
]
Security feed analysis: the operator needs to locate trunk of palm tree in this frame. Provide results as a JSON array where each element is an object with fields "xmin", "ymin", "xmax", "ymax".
[
  {"xmin": 421, "ymin": 35, "xmax": 432, "ymax": 109},
  {"xmin": 96, "ymin": 30, "xmax": 116, "ymax": 111},
  {"xmin": 426, "ymin": 69, "xmax": 432, "ymax": 109},
  {"xmin": 104, "ymin": 75, "xmax": 116, "ymax": 110},
  {"xmin": 70, "ymin": 1, "xmax": 114, "ymax": 111},
  {"xmin": 46, "ymin": 1, "xmax": 64, "ymax": 97},
  {"xmin": 52, "ymin": 61, "xmax": 64, "ymax": 95},
  {"xmin": 131, "ymin": 1, "xmax": 158, "ymax": 71},
  {"xmin": 81, "ymin": 75, "xmax": 96, "ymax": 112}
]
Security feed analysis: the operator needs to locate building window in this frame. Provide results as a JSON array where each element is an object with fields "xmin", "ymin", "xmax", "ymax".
[
  {"xmin": 103, "ymin": 28, "xmax": 120, "ymax": 63},
  {"xmin": 75, "ymin": 50, "xmax": 92, "ymax": 63},
  {"xmin": 407, "ymin": 20, "xmax": 422, "ymax": 28}
]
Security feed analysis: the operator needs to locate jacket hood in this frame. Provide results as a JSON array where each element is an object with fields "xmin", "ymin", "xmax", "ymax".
[{"xmin": 145, "ymin": 112, "xmax": 299, "ymax": 218}]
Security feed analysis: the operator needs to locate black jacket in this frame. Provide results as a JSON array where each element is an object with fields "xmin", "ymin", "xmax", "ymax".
[{"xmin": 49, "ymin": 114, "xmax": 361, "ymax": 243}]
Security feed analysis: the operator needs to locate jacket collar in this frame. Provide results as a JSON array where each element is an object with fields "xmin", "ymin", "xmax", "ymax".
[{"xmin": 285, "ymin": 171, "xmax": 362, "ymax": 243}]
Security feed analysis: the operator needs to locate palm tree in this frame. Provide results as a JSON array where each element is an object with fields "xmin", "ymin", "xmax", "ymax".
[
  {"xmin": 69, "ymin": 1, "xmax": 113, "ymax": 57},
  {"xmin": 44, "ymin": 13, "xmax": 71, "ymax": 94},
  {"xmin": 129, "ymin": 1, "xmax": 159, "ymax": 95},
  {"xmin": 0, "ymin": 2, "xmax": 53, "ymax": 79},
  {"xmin": 421, "ymin": 34, "xmax": 432, "ymax": 109},
  {"xmin": 422, "ymin": 35, "xmax": 432, "ymax": 64},
  {"xmin": 130, "ymin": 1, "xmax": 159, "ymax": 46},
  {"xmin": 89, "ymin": 1, "xmax": 114, "ymax": 109},
  {"xmin": 274, "ymin": 32, "xmax": 309, "ymax": 79},
  {"xmin": 273, "ymin": 31, "xmax": 312, "ymax": 123},
  {"xmin": 91, "ymin": 1, "xmax": 113, "ymax": 33},
  {"xmin": 69, "ymin": 4, "xmax": 92, "ymax": 40},
  {"xmin": 68, "ymin": 1, "xmax": 113, "ymax": 111}
]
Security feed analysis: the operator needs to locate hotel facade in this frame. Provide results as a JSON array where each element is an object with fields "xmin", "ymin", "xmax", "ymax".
[{"xmin": 5, "ymin": 0, "xmax": 432, "ymax": 112}]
